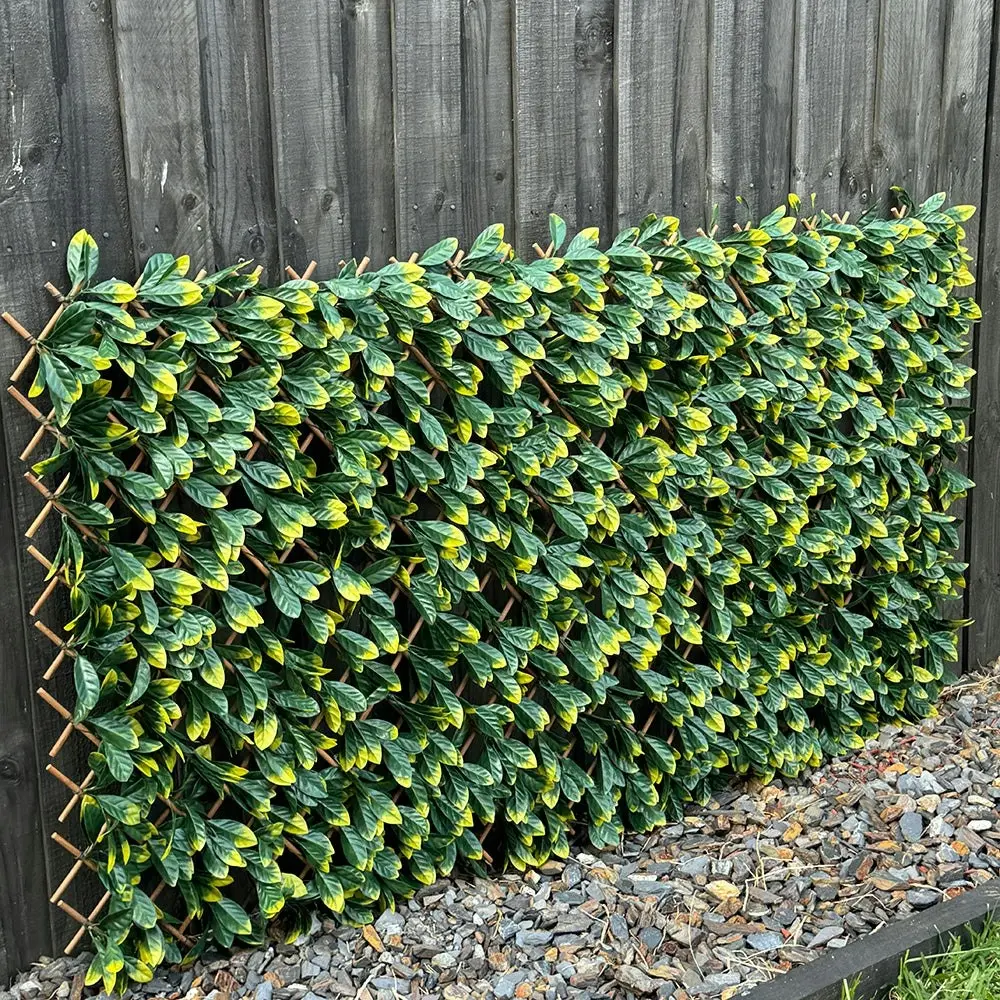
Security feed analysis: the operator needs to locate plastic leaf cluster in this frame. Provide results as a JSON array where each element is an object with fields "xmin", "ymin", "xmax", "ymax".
[{"xmin": 24, "ymin": 193, "xmax": 977, "ymax": 989}]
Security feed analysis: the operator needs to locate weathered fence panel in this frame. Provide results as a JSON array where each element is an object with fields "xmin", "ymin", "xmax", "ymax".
[
  {"xmin": 790, "ymin": 0, "xmax": 879, "ymax": 215},
  {"xmin": 460, "ymin": 0, "xmax": 515, "ymax": 242},
  {"xmin": 394, "ymin": 0, "xmax": 464, "ymax": 253},
  {"xmin": 968, "ymin": 2, "xmax": 1000, "ymax": 670},
  {"xmin": 199, "ymin": 0, "xmax": 280, "ymax": 276},
  {"xmin": 267, "ymin": 1, "xmax": 354, "ymax": 270},
  {"xmin": 1, "ymin": 0, "xmax": 998, "ymax": 983},
  {"xmin": 616, "ymin": 0, "xmax": 710, "ymax": 230}
]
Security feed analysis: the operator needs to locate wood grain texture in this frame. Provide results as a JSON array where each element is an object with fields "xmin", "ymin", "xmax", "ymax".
[
  {"xmin": 615, "ymin": 0, "xmax": 710, "ymax": 233},
  {"xmin": 0, "ymin": 0, "xmax": 133, "ymax": 977},
  {"xmin": 791, "ymin": 0, "xmax": 879, "ymax": 218},
  {"xmin": 461, "ymin": 0, "xmax": 514, "ymax": 244},
  {"xmin": 872, "ymin": 0, "xmax": 991, "ymax": 214},
  {"xmin": 113, "ymin": 0, "xmax": 212, "ymax": 267},
  {"xmin": 575, "ymin": 0, "xmax": 615, "ymax": 240},
  {"xmin": 871, "ymin": 0, "xmax": 947, "ymax": 207},
  {"xmin": 708, "ymin": 0, "xmax": 795, "ymax": 230},
  {"xmin": 196, "ymin": 0, "xmax": 279, "ymax": 278},
  {"xmin": 58, "ymin": 0, "xmax": 134, "ymax": 267},
  {"xmin": 938, "ymin": 0, "xmax": 992, "ymax": 672},
  {"xmin": 266, "ymin": 1, "xmax": 352, "ymax": 273},
  {"xmin": 393, "ymin": 0, "xmax": 463, "ymax": 255},
  {"xmin": 513, "ymin": 0, "xmax": 577, "ymax": 250},
  {"xmin": 937, "ymin": 0, "xmax": 993, "ymax": 249},
  {"xmin": 958, "ymin": 0, "xmax": 997, "ymax": 670},
  {"xmin": 341, "ymin": 0, "xmax": 396, "ymax": 264}
]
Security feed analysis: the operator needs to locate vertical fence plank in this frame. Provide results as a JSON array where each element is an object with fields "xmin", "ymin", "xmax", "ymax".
[
  {"xmin": 615, "ymin": 0, "xmax": 710, "ymax": 233},
  {"xmin": 708, "ymin": 0, "xmax": 795, "ymax": 230},
  {"xmin": 513, "ymin": 0, "xmax": 577, "ymax": 250},
  {"xmin": 342, "ymin": 0, "xmax": 396, "ymax": 264},
  {"xmin": 872, "ymin": 0, "xmax": 990, "ymax": 215},
  {"xmin": 0, "ymin": 5, "xmax": 55, "ymax": 969},
  {"xmin": 938, "ymin": 0, "xmax": 993, "ymax": 256},
  {"xmin": 266, "ymin": 2, "xmax": 352, "ymax": 272},
  {"xmin": 113, "ymin": 0, "xmax": 212, "ymax": 268},
  {"xmin": 0, "ymin": 395, "xmax": 49, "ymax": 982},
  {"xmin": 948, "ymin": 0, "xmax": 995, "ymax": 671},
  {"xmin": 872, "ymin": 0, "xmax": 946, "ymax": 205},
  {"xmin": 515, "ymin": 0, "xmax": 621, "ymax": 250},
  {"xmin": 0, "ymin": 0, "xmax": 133, "ymax": 978},
  {"xmin": 940, "ymin": 0, "xmax": 992, "ymax": 674},
  {"xmin": 575, "ymin": 0, "xmax": 615, "ymax": 239},
  {"xmin": 790, "ymin": 0, "xmax": 879, "ymax": 217},
  {"xmin": 393, "ymin": 0, "xmax": 463, "ymax": 255},
  {"xmin": 461, "ymin": 0, "xmax": 514, "ymax": 244},
  {"xmin": 197, "ymin": 0, "xmax": 279, "ymax": 279},
  {"xmin": 60, "ymin": 1, "xmax": 134, "ymax": 264}
]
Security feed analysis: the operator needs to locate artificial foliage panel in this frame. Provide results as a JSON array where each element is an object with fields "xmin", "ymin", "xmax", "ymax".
[{"xmin": 7, "ymin": 192, "xmax": 977, "ymax": 991}]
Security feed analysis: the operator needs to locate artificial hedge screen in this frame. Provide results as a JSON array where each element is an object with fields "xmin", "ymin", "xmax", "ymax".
[{"xmin": 18, "ymin": 192, "xmax": 976, "ymax": 989}]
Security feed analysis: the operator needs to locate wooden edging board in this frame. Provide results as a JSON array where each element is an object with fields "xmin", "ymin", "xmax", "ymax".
[{"xmin": 748, "ymin": 882, "xmax": 1000, "ymax": 1000}]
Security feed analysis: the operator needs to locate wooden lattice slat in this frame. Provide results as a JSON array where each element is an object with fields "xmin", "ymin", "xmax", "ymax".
[{"xmin": 5, "ymin": 300, "xmax": 120, "ymax": 952}]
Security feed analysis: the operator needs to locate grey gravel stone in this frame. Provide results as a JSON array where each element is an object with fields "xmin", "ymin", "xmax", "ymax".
[
  {"xmin": 747, "ymin": 932, "xmax": 785, "ymax": 951},
  {"xmin": 899, "ymin": 811, "xmax": 924, "ymax": 842},
  {"xmin": 640, "ymin": 927, "xmax": 662, "ymax": 950},
  {"xmin": 615, "ymin": 966, "xmax": 658, "ymax": 994},
  {"xmin": 628, "ymin": 879, "xmax": 673, "ymax": 898},
  {"xmin": 809, "ymin": 925, "xmax": 845, "ymax": 948},
  {"xmin": 609, "ymin": 914, "xmax": 630, "ymax": 942},
  {"xmin": 492, "ymin": 972, "xmax": 527, "ymax": 999},
  {"xmin": 676, "ymin": 856, "xmax": 710, "ymax": 877},
  {"xmin": 688, "ymin": 972, "xmax": 742, "ymax": 995},
  {"xmin": 907, "ymin": 888, "xmax": 943, "ymax": 909},
  {"xmin": 497, "ymin": 918, "xmax": 519, "ymax": 942},
  {"xmin": 514, "ymin": 930, "xmax": 553, "ymax": 948},
  {"xmin": 375, "ymin": 910, "xmax": 406, "ymax": 937},
  {"xmin": 569, "ymin": 960, "xmax": 606, "ymax": 987}
]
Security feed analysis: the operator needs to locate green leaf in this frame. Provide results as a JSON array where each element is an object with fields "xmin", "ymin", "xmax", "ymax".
[
  {"xmin": 418, "ymin": 237, "xmax": 459, "ymax": 267},
  {"xmin": 67, "ymin": 229, "xmax": 99, "ymax": 287},
  {"xmin": 548, "ymin": 214, "xmax": 567, "ymax": 251},
  {"xmin": 73, "ymin": 655, "xmax": 101, "ymax": 722},
  {"xmin": 213, "ymin": 898, "xmax": 253, "ymax": 936},
  {"xmin": 131, "ymin": 888, "xmax": 158, "ymax": 929}
]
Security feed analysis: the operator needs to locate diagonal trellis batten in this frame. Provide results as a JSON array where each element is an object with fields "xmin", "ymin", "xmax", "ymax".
[
  {"xmin": 4, "ymin": 198, "xmax": 979, "ymax": 991},
  {"xmin": 6, "ymin": 313, "xmax": 117, "ymax": 950}
]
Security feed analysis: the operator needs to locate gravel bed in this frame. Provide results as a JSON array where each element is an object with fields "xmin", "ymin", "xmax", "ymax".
[{"xmin": 8, "ymin": 669, "xmax": 1000, "ymax": 1000}]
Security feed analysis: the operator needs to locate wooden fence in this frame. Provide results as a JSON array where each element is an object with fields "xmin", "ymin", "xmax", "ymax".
[{"xmin": 1, "ymin": 0, "xmax": 999, "ymax": 981}]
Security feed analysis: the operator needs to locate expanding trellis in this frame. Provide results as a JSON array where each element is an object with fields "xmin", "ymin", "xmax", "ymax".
[{"xmin": 4, "ymin": 192, "xmax": 977, "ymax": 991}]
